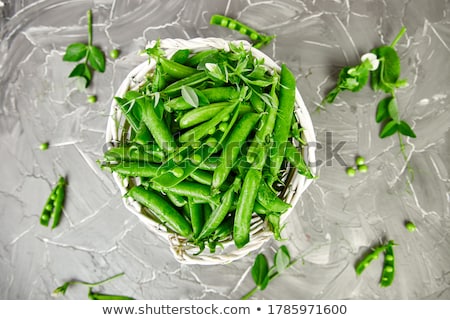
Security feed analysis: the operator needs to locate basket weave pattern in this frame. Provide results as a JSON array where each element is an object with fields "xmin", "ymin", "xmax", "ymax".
[{"xmin": 105, "ymin": 38, "xmax": 317, "ymax": 265}]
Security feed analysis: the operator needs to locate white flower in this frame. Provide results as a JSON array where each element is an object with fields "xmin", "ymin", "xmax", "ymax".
[{"xmin": 361, "ymin": 53, "xmax": 380, "ymax": 71}]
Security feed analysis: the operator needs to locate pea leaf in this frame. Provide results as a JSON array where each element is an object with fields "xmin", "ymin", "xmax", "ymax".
[
  {"xmin": 370, "ymin": 46, "xmax": 401, "ymax": 93},
  {"xmin": 398, "ymin": 120, "xmax": 416, "ymax": 138},
  {"xmin": 181, "ymin": 86, "xmax": 199, "ymax": 108},
  {"xmin": 387, "ymin": 97, "xmax": 399, "ymax": 122},
  {"xmin": 376, "ymin": 97, "xmax": 392, "ymax": 123},
  {"xmin": 251, "ymin": 254, "xmax": 270, "ymax": 290},
  {"xmin": 379, "ymin": 120, "xmax": 399, "ymax": 138},
  {"xmin": 88, "ymin": 45, "xmax": 106, "ymax": 72},
  {"xmin": 274, "ymin": 245, "xmax": 291, "ymax": 273},
  {"xmin": 193, "ymin": 88, "xmax": 210, "ymax": 106},
  {"xmin": 63, "ymin": 43, "xmax": 87, "ymax": 62},
  {"xmin": 68, "ymin": 63, "xmax": 91, "ymax": 87}
]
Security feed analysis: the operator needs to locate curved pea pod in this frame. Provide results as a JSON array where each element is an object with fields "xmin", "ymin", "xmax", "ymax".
[
  {"xmin": 178, "ymin": 101, "xmax": 237, "ymax": 143},
  {"xmin": 197, "ymin": 178, "xmax": 240, "ymax": 240},
  {"xmin": 127, "ymin": 186, "xmax": 193, "ymax": 238},
  {"xmin": 179, "ymin": 102, "xmax": 234, "ymax": 129},
  {"xmin": 160, "ymin": 57, "xmax": 199, "ymax": 79},
  {"xmin": 141, "ymin": 96, "xmax": 177, "ymax": 153},
  {"xmin": 269, "ymin": 64, "xmax": 296, "ymax": 181},
  {"xmin": 212, "ymin": 113, "xmax": 260, "ymax": 190},
  {"xmin": 256, "ymin": 180, "xmax": 291, "ymax": 213},
  {"xmin": 101, "ymin": 161, "xmax": 160, "ymax": 178},
  {"xmin": 234, "ymin": 168, "xmax": 262, "ymax": 248},
  {"xmin": 285, "ymin": 141, "xmax": 314, "ymax": 179}
]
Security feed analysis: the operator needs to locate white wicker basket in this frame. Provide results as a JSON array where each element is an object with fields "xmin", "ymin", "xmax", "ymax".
[{"xmin": 105, "ymin": 38, "xmax": 317, "ymax": 265}]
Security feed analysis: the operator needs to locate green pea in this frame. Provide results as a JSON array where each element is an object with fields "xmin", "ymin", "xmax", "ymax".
[
  {"xmin": 171, "ymin": 167, "xmax": 184, "ymax": 178},
  {"xmin": 384, "ymin": 266, "xmax": 394, "ymax": 273},
  {"xmin": 228, "ymin": 21, "xmax": 237, "ymax": 29},
  {"xmin": 45, "ymin": 204, "xmax": 53, "ymax": 211},
  {"xmin": 207, "ymin": 127, "xmax": 216, "ymax": 135},
  {"xmin": 218, "ymin": 122, "xmax": 228, "ymax": 132},
  {"xmin": 405, "ymin": 221, "xmax": 416, "ymax": 232},
  {"xmin": 190, "ymin": 154, "xmax": 202, "ymax": 165},
  {"xmin": 40, "ymin": 142, "xmax": 49, "ymax": 150},
  {"xmin": 250, "ymin": 33, "xmax": 259, "ymax": 41},
  {"xmin": 239, "ymin": 27, "xmax": 247, "ymax": 35},
  {"xmin": 356, "ymin": 156, "xmax": 365, "ymax": 166},
  {"xmin": 87, "ymin": 95, "xmax": 97, "ymax": 103},
  {"xmin": 358, "ymin": 164, "xmax": 368, "ymax": 173},
  {"xmin": 385, "ymin": 254, "xmax": 394, "ymax": 261},
  {"xmin": 346, "ymin": 167, "xmax": 356, "ymax": 177},
  {"xmin": 220, "ymin": 19, "xmax": 228, "ymax": 27},
  {"xmin": 110, "ymin": 49, "xmax": 120, "ymax": 59}
]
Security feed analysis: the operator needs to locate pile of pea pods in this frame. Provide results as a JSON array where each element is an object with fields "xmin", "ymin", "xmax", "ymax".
[{"xmin": 101, "ymin": 41, "xmax": 313, "ymax": 252}]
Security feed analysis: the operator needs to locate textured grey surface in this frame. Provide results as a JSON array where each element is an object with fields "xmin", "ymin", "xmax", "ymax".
[{"xmin": 0, "ymin": 0, "xmax": 449, "ymax": 300}]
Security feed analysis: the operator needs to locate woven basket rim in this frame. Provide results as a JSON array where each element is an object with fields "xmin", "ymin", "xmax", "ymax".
[{"xmin": 105, "ymin": 37, "xmax": 317, "ymax": 265}]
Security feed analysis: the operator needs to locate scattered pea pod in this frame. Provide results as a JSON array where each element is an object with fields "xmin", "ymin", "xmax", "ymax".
[{"xmin": 40, "ymin": 176, "xmax": 66, "ymax": 229}]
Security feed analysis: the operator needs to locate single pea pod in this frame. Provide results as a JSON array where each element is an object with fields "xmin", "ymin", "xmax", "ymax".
[
  {"xmin": 380, "ymin": 241, "xmax": 396, "ymax": 287},
  {"xmin": 197, "ymin": 178, "xmax": 240, "ymax": 240},
  {"xmin": 141, "ymin": 96, "xmax": 177, "ymax": 153},
  {"xmin": 152, "ymin": 181, "xmax": 218, "ymax": 206},
  {"xmin": 166, "ymin": 191, "xmax": 187, "ymax": 208},
  {"xmin": 285, "ymin": 141, "xmax": 314, "ymax": 179},
  {"xmin": 162, "ymin": 72, "xmax": 209, "ymax": 95},
  {"xmin": 233, "ymin": 168, "xmax": 262, "ymax": 248},
  {"xmin": 184, "ymin": 49, "xmax": 218, "ymax": 67},
  {"xmin": 159, "ymin": 57, "xmax": 199, "ymax": 79},
  {"xmin": 104, "ymin": 144, "xmax": 165, "ymax": 163},
  {"xmin": 269, "ymin": 64, "xmax": 296, "ymax": 182},
  {"xmin": 51, "ymin": 178, "xmax": 66, "ymax": 229},
  {"xmin": 256, "ymin": 180, "xmax": 291, "ymax": 213},
  {"xmin": 101, "ymin": 161, "xmax": 160, "ymax": 178},
  {"xmin": 212, "ymin": 112, "xmax": 260, "ymax": 190},
  {"xmin": 179, "ymin": 102, "xmax": 235, "ymax": 129},
  {"xmin": 188, "ymin": 197, "xmax": 204, "ymax": 238},
  {"xmin": 355, "ymin": 243, "xmax": 389, "ymax": 275},
  {"xmin": 128, "ymin": 186, "xmax": 193, "ymax": 238},
  {"xmin": 178, "ymin": 101, "xmax": 237, "ymax": 143},
  {"xmin": 170, "ymin": 49, "xmax": 190, "ymax": 64}
]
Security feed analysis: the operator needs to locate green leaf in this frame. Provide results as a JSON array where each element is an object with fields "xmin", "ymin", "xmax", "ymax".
[
  {"xmin": 63, "ymin": 43, "xmax": 88, "ymax": 62},
  {"xmin": 371, "ymin": 46, "xmax": 401, "ymax": 93},
  {"xmin": 204, "ymin": 63, "xmax": 226, "ymax": 81},
  {"xmin": 88, "ymin": 45, "xmax": 106, "ymax": 72},
  {"xmin": 376, "ymin": 97, "xmax": 392, "ymax": 123},
  {"xmin": 398, "ymin": 120, "xmax": 416, "ymax": 138},
  {"xmin": 380, "ymin": 120, "xmax": 399, "ymax": 138},
  {"xmin": 251, "ymin": 254, "xmax": 270, "ymax": 290},
  {"xmin": 181, "ymin": 86, "xmax": 199, "ymax": 108},
  {"xmin": 274, "ymin": 245, "xmax": 291, "ymax": 273},
  {"xmin": 68, "ymin": 63, "xmax": 91, "ymax": 87},
  {"xmin": 387, "ymin": 97, "xmax": 399, "ymax": 122}
]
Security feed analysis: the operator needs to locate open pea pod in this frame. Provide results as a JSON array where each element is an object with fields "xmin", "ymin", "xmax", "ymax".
[{"xmin": 151, "ymin": 102, "xmax": 241, "ymax": 188}]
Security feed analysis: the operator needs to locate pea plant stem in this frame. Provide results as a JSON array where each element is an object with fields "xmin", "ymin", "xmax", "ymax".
[
  {"xmin": 87, "ymin": 9, "xmax": 93, "ymax": 47},
  {"xmin": 70, "ymin": 272, "xmax": 124, "ymax": 288},
  {"xmin": 390, "ymin": 26, "xmax": 407, "ymax": 48}
]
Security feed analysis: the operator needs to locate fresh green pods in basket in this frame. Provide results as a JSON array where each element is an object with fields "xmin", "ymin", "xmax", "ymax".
[{"xmin": 103, "ymin": 38, "xmax": 316, "ymax": 265}]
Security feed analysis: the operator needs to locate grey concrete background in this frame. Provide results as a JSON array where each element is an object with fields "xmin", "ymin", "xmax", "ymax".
[{"xmin": 0, "ymin": 0, "xmax": 449, "ymax": 299}]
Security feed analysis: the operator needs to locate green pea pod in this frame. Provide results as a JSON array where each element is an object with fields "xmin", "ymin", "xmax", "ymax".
[
  {"xmin": 197, "ymin": 178, "xmax": 240, "ymax": 240},
  {"xmin": 285, "ymin": 141, "xmax": 314, "ymax": 179},
  {"xmin": 162, "ymin": 72, "xmax": 209, "ymax": 95},
  {"xmin": 256, "ymin": 180, "xmax": 291, "ymax": 213},
  {"xmin": 234, "ymin": 168, "xmax": 262, "ymax": 248},
  {"xmin": 179, "ymin": 102, "xmax": 235, "ymax": 129},
  {"xmin": 51, "ymin": 179, "xmax": 66, "ymax": 229},
  {"xmin": 151, "ymin": 61, "xmax": 168, "ymax": 92},
  {"xmin": 88, "ymin": 288, "xmax": 134, "ymax": 300},
  {"xmin": 269, "ymin": 64, "xmax": 296, "ymax": 182},
  {"xmin": 128, "ymin": 186, "xmax": 193, "ymax": 238},
  {"xmin": 184, "ymin": 49, "xmax": 218, "ymax": 67},
  {"xmin": 166, "ymin": 191, "xmax": 187, "ymax": 207},
  {"xmin": 188, "ymin": 197, "xmax": 204, "ymax": 238},
  {"xmin": 179, "ymin": 101, "xmax": 237, "ymax": 143},
  {"xmin": 104, "ymin": 144, "xmax": 165, "ymax": 163},
  {"xmin": 101, "ymin": 161, "xmax": 160, "ymax": 178},
  {"xmin": 159, "ymin": 57, "xmax": 198, "ymax": 79},
  {"xmin": 246, "ymin": 75, "xmax": 279, "ymax": 164},
  {"xmin": 152, "ymin": 181, "xmax": 218, "ymax": 206},
  {"xmin": 380, "ymin": 241, "xmax": 396, "ymax": 287},
  {"xmin": 189, "ymin": 169, "xmax": 214, "ymax": 186},
  {"xmin": 141, "ymin": 96, "xmax": 177, "ymax": 153},
  {"xmin": 212, "ymin": 112, "xmax": 260, "ymax": 190}
]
